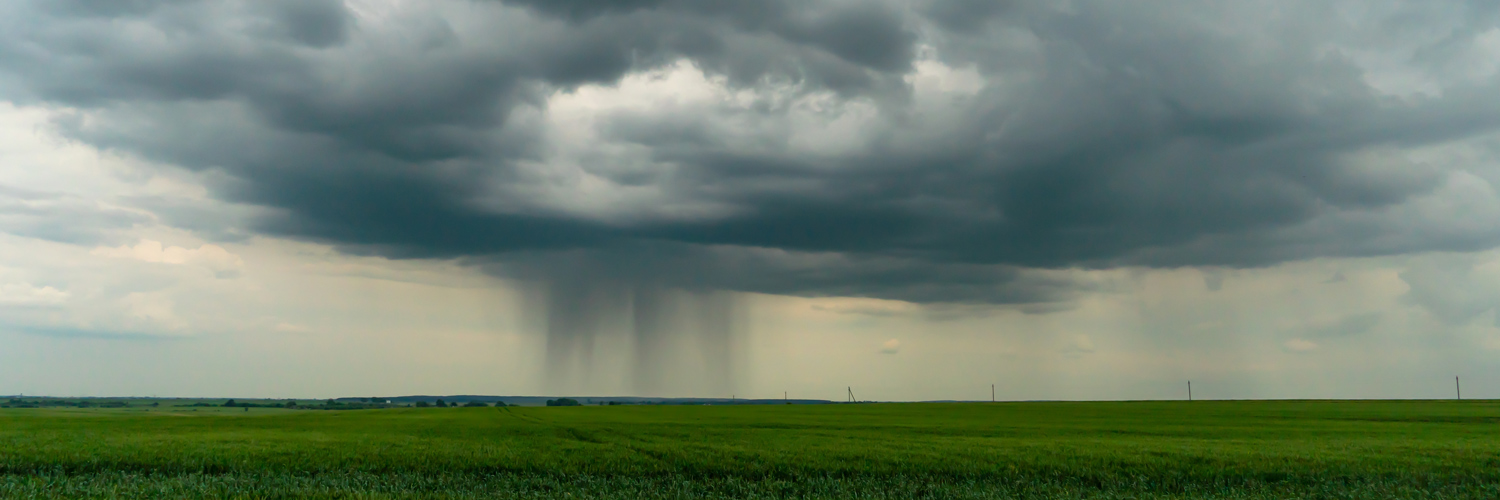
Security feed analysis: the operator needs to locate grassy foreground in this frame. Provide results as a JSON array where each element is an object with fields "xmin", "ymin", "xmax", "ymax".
[{"xmin": 1, "ymin": 400, "xmax": 1497, "ymax": 499}]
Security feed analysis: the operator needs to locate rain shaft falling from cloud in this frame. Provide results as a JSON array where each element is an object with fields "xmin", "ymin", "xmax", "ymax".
[{"xmin": 526, "ymin": 256, "xmax": 743, "ymax": 397}]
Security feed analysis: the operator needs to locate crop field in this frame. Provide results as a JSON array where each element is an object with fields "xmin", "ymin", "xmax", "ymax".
[{"xmin": 1, "ymin": 400, "xmax": 1497, "ymax": 499}]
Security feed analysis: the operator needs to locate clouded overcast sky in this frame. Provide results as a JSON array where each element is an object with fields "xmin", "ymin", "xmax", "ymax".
[{"xmin": 2, "ymin": 0, "xmax": 1499, "ymax": 400}]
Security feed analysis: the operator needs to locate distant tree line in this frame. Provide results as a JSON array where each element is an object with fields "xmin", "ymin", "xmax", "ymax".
[
  {"xmin": 0, "ymin": 397, "xmax": 531, "ymax": 410},
  {"xmin": 2, "ymin": 398, "xmax": 130, "ymax": 409},
  {"xmin": 414, "ymin": 399, "xmax": 506, "ymax": 408},
  {"xmin": 215, "ymin": 399, "xmax": 290, "ymax": 408},
  {"xmin": 201, "ymin": 399, "xmax": 404, "ymax": 410}
]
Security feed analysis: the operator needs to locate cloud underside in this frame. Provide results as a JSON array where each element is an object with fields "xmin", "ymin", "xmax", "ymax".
[{"xmin": 3, "ymin": 0, "xmax": 1500, "ymax": 305}]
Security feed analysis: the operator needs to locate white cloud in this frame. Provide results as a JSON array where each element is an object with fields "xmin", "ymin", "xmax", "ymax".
[
  {"xmin": 880, "ymin": 338, "xmax": 901, "ymax": 354},
  {"xmin": 0, "ymin": 282, "xmax": 68, "ymax": 306},
  {"xmin": 122, "ymin": 292, "xmax": 177, "ymax": 322},
  {"xmin": 811, "ymin": 297, "xmax": 919, "ymax": 317},
  {"xmin": 93, "ymin": 240, "xmax": 244, "ymax": 278},
  {"xmin": 906, "ymin": 52, "xmax": 986, "ymax": 98}
]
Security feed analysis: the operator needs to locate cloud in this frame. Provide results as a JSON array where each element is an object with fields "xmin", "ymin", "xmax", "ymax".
[
  {"xmin": 484, "ymin": 242, "xmax": 1087, "ymax": 305},
  {"xmin": 1280, "ymin": 311, "xmax": 1382, "ymax": 339},
  {"xmin": 811, "ymin": 297, "xmax": 919, "ymax": 317},
  {"xmin": 119, "ymin": 292, "xmax": 186, "ymax": 331},
  {"xmin": 1061, "ymin": 335, "xmax": 1095, "ymax": 354},
  {"xmin": 0, "ymin": 185, "xmax": 150, "ymax": 245},
  {"xmin": 273, "ymin": 322, "xmax": 312, "ymax": 334},
  {"xmin": 0, "ymin": 284, "xmax": 195, "ymax": 339},
  {"xmin": 1309, "ymin": 312, "xmax": 1381, "ymax": 338},
  {"xmin": 93, "ymin": 240, "xmax": 245, "ymax": 278},
  {"xmin": 2, "ymin": 0, "xmax": 1500, "ymax": 307},
  {"xmin": 1202, "ymin": 269, "xmax": 1227, "ymax": 292},
  {"xmin": 1399, "ymin": 254, "xmax": 1500, "ymax": 326},
  {"xmin": 0, "ymin": 282, "xmax": 69, "ymax": 306},
  {"xmin": 502, "ymin": 0, "xmax": 918, "ymax": 74},
  {"xmin": 880, "ymin": 338, "xmax": 901, "ymax": 354},
  {"xmin": 1283, "ymin": 339, "xmax": 1320, "ymax": 352}
]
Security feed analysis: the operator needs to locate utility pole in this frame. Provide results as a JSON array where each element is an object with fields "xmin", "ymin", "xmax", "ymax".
[
  {"xmin": 1188, "ymin": 381, "xmax": 1193, "ymax": 401},
  {"xmin": 991, "ymin": 384, "xmax": 995, "ymax": 402},
  {"xmin": 1456, "ymin": 376, "xmax": 1461, "ymax": 400},
  {"xmin": 847, "ymin": 386, "xmax": 856, "ymax": 403}
]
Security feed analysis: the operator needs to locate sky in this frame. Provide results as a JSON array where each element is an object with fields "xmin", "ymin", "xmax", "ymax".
[{"xmin": 1, "ymin": 0, "xmax": 1499, "ymax": 401}]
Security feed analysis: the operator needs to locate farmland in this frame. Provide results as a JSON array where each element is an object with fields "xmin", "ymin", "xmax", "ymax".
[{"xmin": 1, "ymin": 400, "xmax": 1497, "ymax": 499}]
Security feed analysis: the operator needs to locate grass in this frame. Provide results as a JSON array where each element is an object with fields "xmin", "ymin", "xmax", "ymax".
[{"xmin": 1, "ymin": 400, "xmax": 1497, "ymax": 498}]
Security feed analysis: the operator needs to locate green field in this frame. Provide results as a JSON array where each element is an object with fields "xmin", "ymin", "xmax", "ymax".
[{"xmin": 2, "ymin": 400, "xmax": 1497, "ymax": 499}]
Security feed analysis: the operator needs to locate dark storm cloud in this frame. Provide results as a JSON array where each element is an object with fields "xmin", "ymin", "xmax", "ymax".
[
  {"xmin": 2, "ymin": 0, "xmax": 1500, "ymax": 305},
  {"xmin": 250, "ymin": 0, "xmax": 352, "ymax": 48},
  {"xmin": 921, "ymin": 0, "xmax": 1010, "ymax": 33},
  {"xmin": 487, "ymin": 242, "xmax": 1080, "ymax": 305},
  {"xmin": 43, "ymin": 0, "xmax": 203, "ymax": 17},
  {"xmin": 504, "ymin": 0, "xmax": 917, "ymax": 72}
]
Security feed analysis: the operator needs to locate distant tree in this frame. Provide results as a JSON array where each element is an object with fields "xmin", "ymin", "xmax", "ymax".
[
  {"xmin": 463, "ymin": 401, "xmax": 487, "ymax": 407},
  {"xmin": 435, "ymin": 399, "xmax": 447, "ymax": 408},
  {"xmin": 493, "ymin": 401, "xmax": 506, "ymax": 407},
  {"xmin": 151, "ymin": 401, "xmax": 160, "ymax": 407},
  {"xmin": 223, "ymin": 399, "xmax": 237, "ymax": 408},
  {"xmin": 415, "ymin": 401, "xmax": 430, "ymax": 408},
  {"xmin": 284, "ymin": 400, "xmax": 296, "ymax": 408},
  {"xmin": 546, "ymin": 398, "xmax": 581, "ymax": 407}
]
